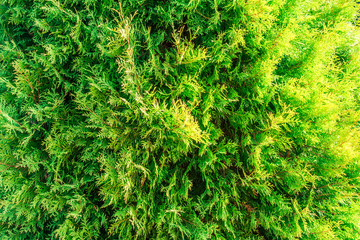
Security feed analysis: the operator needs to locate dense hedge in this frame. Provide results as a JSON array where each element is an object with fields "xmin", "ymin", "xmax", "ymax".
[{"xmin": 1, "ymin": 0, "xmax": 360, "ymax": 239}]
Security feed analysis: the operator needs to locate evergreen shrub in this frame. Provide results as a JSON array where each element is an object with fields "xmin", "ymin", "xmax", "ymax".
[{"xmin": 0, "ymin": 0, "xmax": 360, "ymax": 239}]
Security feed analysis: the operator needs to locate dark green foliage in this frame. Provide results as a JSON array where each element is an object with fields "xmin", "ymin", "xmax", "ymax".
[{"xmin": 0, "ymin": 0, "xmax": 360, "ymax": 239}]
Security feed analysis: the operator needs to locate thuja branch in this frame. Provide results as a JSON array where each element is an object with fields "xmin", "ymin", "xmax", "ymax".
[
  {"xmin": 114, "ymin": 2, "xmax": 143, "ymax": 97},
  {"xmin": 317, "ymin": 177, "xmax": 360, "ymax": 190},
  {"xmin": 0, "ymin": 162, "xmax": 17, "ymax": 168},
  {"xmin": 82, "ymin": 104, "xmax": 115, "ymax": 128},
  {"xmin": 24, "ymin": 73, "xmax": 38, "ymax": 104},
  {"xmin": 0, "ymin": 109, "xmax": 23, "ymax": 127}
]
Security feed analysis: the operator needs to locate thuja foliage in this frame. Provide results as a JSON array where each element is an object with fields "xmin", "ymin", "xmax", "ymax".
[{"xmin": 0, "ymin": 0, "xmax": 360, "ymax": 239}]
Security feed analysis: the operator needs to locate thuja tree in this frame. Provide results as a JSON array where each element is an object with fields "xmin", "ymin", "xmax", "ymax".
[{"xmin": 0, "ymin": 0, "xmax": 360, "ymax": 239}]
